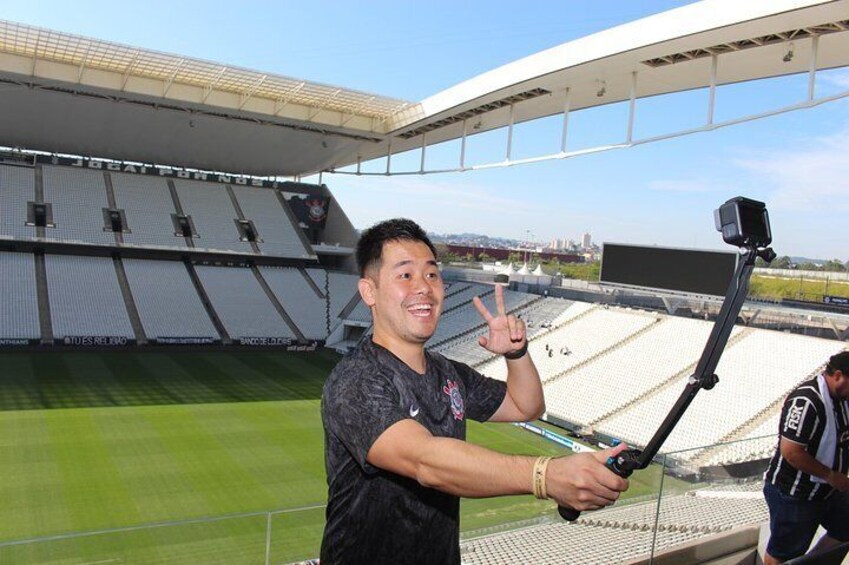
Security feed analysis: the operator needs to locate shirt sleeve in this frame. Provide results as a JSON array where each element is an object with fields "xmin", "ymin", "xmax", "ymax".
[
  {"xmin": 779, "ymin": 394, "xmax": 820, "ymax": 445},
  {"xmin": 449, "ymin": 359, "xmax": 507, "ymax": 422},
  {"xmin": 322, "ymin": 365, "xmax": 408, "ymax": 472}
]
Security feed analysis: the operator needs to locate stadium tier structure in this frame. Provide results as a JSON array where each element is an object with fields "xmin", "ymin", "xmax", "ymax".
[
  {"xmin": 3, "ymin": 1, "xmax": 849, "ymax": 562},
  {"xmin": 1, "ymin": 153, "xmax": 845, "ymax": 476},
  {"xmin": 0, "ymin": 155, "xmax": 366, "ymax": 348}
]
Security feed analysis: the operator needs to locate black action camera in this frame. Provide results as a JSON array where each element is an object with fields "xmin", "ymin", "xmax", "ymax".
[{"xmin": 714, "ymin": 197, "xmax": 772, "ymax": 248}]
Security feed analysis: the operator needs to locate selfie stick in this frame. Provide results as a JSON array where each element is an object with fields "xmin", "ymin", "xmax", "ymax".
[{"xmin": 558, "ymin": 197, "xmax": 776, "ymax": 521}]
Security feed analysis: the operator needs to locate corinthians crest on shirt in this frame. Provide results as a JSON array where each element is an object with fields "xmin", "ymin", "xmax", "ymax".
[{"xmin": 443, "ymin": 379, "xmax": 465, "ymax": 421}]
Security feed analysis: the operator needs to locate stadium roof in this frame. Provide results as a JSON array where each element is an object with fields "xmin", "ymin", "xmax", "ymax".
[{"xmin": 0, "ymin": 0, "xmax": 847, "ymax": 177}]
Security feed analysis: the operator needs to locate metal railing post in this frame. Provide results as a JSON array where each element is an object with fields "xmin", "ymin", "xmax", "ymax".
[{"xmin": 265, "ymin": 512, "xmax": 272, "ymax": 565}]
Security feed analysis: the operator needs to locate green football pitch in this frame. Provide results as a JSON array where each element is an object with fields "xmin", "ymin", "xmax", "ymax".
[{"xmin": 0, "ymin": 349, "xmax": 677, "ymax": 564}]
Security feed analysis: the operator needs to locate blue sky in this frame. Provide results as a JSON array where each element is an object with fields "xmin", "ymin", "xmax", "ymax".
[{"xmin": 4, "ymin": 1, "xmax": 848, "ymax": 260}]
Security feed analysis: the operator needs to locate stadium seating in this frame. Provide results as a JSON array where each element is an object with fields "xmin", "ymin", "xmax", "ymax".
[
  {"xmin": 434, "ymin": 293, "xmax": 562, "ymax": 366},
  {"xmin": 231, "ymin": 186, "xmax": 311, "ymax": 258},
  {"xmin": 44, "ymin": 254, "xmax": 134, "ymax": 338},
  {"xmin": 122, "ymin": 259, "xmax": 218, "ymax": 341},
  {"xmin": 111, "ymin": 172, "xmax": 187, "ymax": 248},
  {"xmin": 10, "ymin": 165, "xmax": 317, "ymax": 258},
  {"xmin": 42, "ymin": 165, "xmax": 116, "ymax": 245},
  {"xmin": 475, "ymin": 306, "xmax": 658, "ymax": 383},
  {"xmin": 427, "ymin": 285, "xmax": 527, "ymax": 346},
  {"xmin": 259, "ymin": 266, "xmax": 330, "ymax": 339},
  {"xmin": 519, "ymin": 296, "xmax": 576, "ymax": 330},
  {"xmin": 595, "ymin": 329, "xmax": 844, "ymax": 454},
  {"xmin": 696, "ymin": 413, "xmax": 780, "ymax": 466},
  {"xmin": 174, "ymin": 180, "xmax": 254, "ymax": 253},
  {"xmin": 460, "ymin": 482, "xmax": 767, "ymax": 564},
  {"xmin": 441, "ymin": 282, "xmax": 490, "ymax": 312},
  {"xmin": 0, "ymin": 164, "xmax": 37, "ymax": 240},
  {"xmin": 0, "ymin": 251, "xmax": 40, "ymax": 340},
  {"xmin": 543, "ymin": 317, "xmax": 723, "ymax": 428},
  {"xmin": 194, "ymin": 265, "xmax": 295, "ymax": 340}
]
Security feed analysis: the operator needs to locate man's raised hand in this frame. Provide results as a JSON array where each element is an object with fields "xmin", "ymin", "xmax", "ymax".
[{"xmin": 472, "ymin": 285, "xmax": 526, "ymax": 356}]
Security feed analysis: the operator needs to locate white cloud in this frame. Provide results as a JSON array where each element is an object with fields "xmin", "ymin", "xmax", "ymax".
[{"xmin": 733, "ymin": 126, "xmax": 849, "ymax": 212}]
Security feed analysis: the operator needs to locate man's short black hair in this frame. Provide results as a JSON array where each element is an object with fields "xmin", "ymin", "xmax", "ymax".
[
  {"xmin": 827, "ymin": 351, "xmax": 849, "ymax": 375},
  {"xmin": 356, "ymin": 218, "xmax": 437, "ymax": 277}
]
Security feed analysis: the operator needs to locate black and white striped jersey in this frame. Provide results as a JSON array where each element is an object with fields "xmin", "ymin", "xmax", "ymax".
[{"xmin": 764, "ymin": 376, "xmax": 849, "ymax": 501}]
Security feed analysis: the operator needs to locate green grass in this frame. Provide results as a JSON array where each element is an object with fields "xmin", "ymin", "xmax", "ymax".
[
  {"xmin": 749, "ymin": 274, "xmax": 849, "ymax": 301},
  {"xmin": 0, "ymin": 349, "xmax": 686, "ymax": 563}
]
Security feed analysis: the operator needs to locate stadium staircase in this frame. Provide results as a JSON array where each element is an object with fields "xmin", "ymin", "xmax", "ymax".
[
  {"xmin": 337, "ymin": 291, "xmax": 364, "ymax": 322},
  {"xmin": 33, "ymin": 165, "xmax": 45, "ymax": 239},
  {"xmin": 298, "ymin": 267, "xmax": 326, "ymax": 299},
  {"xmin": 250, "ymin": 265, "xmax": 306, "ymax": 341},
  {"xmin": 112, "ymin": 256, "xmax": 147, "ymax": 344},
  {"xmin": 103, "ymin": 173, "xmax": 122, "ymax": 245},
  {"xmin": 166, "ymin": 179, "xmax": 195, "ymax": 248},
  {"xmin": 184, "ymin": 260, "xmax": 230, "ymax": 344},
  {"xmin": 587, "ymin": 327, "xmax": 754, "ymax": 432},
  {"xmin": 33, "ymin": 251, "xmax": 53, "ymax": 344},
  {"xmin": 226, "ymin": 185, "xmax": 261, "ymax": 254}
]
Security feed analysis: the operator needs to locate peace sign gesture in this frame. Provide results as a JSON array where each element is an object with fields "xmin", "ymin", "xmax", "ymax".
[{"xmin": 472, "ymin": 284, "xmax": 527, "ymax": 356}]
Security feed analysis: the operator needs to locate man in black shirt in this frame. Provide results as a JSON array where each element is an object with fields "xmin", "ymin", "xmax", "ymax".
[
  {"xmin": 763, "ymin": 351, "xmax": 849, "ymax": 564},
  {"xmin": 320, "ymin": 218, "xmax": 630, "ymax": 564}
]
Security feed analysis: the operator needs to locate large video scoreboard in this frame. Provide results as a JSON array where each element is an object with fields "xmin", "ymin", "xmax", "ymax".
[{"xmin": 600, "ymin": 243, "xmax": 737, "ymax": 297}]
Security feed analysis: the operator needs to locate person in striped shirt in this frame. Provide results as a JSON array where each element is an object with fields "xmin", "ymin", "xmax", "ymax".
[{"xmin": 763, "ymin": 351, "xmax": 849, "ymax": 564}]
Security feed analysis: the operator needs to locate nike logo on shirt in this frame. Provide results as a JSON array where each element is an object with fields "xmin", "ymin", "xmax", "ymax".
[{"xmin": 409, "ymin": 405, "xmax": 420, "ymax": 418}]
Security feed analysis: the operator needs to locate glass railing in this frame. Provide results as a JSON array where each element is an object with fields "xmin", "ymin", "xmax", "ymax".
[
  {"xmin": 0, "ymin": 505, "xmax": 325, "ymax": 565},
  {"xmin": 0, "ymin": 436, "xmax": 776, "ymax": 564},
  {"xmin": 646, "ymin": 434, "xmax": 773, "ymax": 562}
]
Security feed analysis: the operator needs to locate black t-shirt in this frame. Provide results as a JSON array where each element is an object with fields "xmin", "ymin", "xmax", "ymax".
[
  {"xmin": 764, "ymin": 376, "xmax": 849, "ymax": 501},
  {"xmin": 320, "ymin": 340, "xmax": 507, "ymax": 565}
]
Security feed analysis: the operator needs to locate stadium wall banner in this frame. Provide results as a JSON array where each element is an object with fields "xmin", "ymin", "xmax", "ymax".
[
  {"xmin": 286, "ymin": 341, "xmax": 322, "ymax": 351},
  {"xmin": 287, "ymin": 194, "xmax": 331, "ymax": 229},
  {"xmin": 155, "ymin": 337, "xmax": 218, "ymax": 345},
  {"xmin": 37, "ymin": 155, "xmax": 312, "ymax": 191},
  {"xmin": 62, "ymin": 336, "xmax": 131, "ymax": 346},
  {"xmin": 0, "ymin": 338, "xmax": 33, "ymax": 346},
  {"xmin": 238, "ymin": 337, "xmax": 291, "ymax": 346},
  {"xmin": 514, "ymin": 422, "xmax": 595, "ymax": 453},
  {"xmin": 823, "ymin": 295, "xmax": 849, "ymax": 307}
]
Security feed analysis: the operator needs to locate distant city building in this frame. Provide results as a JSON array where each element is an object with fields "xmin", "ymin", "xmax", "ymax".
[
  {"xmin": 446, "ymin": 245, "xmax": 583, "ymax": 264},
  {"xmin": 582, "ymin": 232, "xmax": 592, "ymax": 249}
]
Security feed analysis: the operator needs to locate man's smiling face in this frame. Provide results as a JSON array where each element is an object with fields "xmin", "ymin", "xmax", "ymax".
[{"xmin": 360, "ymin": 239, "xmax": 444, "ymax": 347}]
